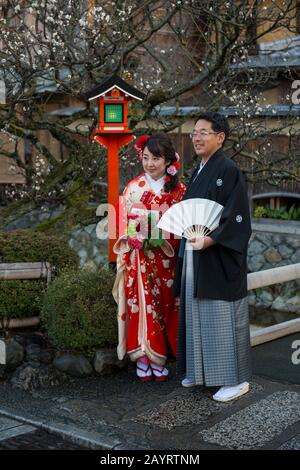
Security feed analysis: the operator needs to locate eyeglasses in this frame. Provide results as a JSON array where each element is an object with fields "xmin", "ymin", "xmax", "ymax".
[{"xmin": 189, "ymin": 131, "xmax": 220, "ymax": 138}]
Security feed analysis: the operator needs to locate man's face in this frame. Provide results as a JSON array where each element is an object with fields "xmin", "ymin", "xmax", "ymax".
[{"xmin": 192, "ymin": 119, "xmax": 225, "ymax": 159}]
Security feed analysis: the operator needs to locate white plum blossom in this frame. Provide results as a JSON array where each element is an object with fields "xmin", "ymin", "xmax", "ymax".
[{"xmin": 151, "ymin": 287, "xmax": 160, "ymax": 296}]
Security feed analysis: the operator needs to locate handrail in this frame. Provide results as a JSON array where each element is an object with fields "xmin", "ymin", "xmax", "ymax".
[
  {"xmin": 0, "ymin": 262, "xmax": 53, "ymax": 339},
  {"xmin": 248, "ymin": 263, "xmax": 300, "ymax": 345},
  {"xmin": 0, "ymin": 262, "xmax": 52, "ymax": 285},
  {"xmin": 247, "ymin": 263, "xmax": 300, "ymax": 291}
]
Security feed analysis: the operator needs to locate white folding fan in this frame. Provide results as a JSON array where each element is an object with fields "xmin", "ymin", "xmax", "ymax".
[{"xmin": 157, "ymin": 198, "xmax": 224, "ymax": 239}]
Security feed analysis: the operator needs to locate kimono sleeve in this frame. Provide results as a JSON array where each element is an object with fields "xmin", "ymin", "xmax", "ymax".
[{"xmin": 210, "ymin": 166, "xmax": 251, "ymax": 254}]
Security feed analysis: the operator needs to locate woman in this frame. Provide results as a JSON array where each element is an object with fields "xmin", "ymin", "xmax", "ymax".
[{"xmin": 113, "ymin": 133, "xmax": 185, "ymax": 381}]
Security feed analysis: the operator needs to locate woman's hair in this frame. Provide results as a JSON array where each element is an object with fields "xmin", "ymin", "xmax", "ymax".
[{"xmin": 142, "ymin": 133, "xmax": 179, "ymax": 193}]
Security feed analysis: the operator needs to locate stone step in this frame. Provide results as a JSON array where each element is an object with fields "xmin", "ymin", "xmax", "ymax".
[{"xmin": 0, "ymin": 416, "xmax": 36, "ymax": 441}]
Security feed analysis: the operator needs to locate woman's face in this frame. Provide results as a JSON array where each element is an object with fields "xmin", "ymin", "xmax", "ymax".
[{"xmin": 142, "ymin": 146, "xmax": 169, "ymax": 181}]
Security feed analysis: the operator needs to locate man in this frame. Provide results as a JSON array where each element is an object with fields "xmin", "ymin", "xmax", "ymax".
[{"xmin": 174, "ymin": 112, "xmax": 252, "ymax": 402}]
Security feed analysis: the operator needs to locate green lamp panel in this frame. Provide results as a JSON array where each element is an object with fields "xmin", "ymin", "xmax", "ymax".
[{"xmin": 104, "ymin": 104, "xmax": 123, "ymax": 123}]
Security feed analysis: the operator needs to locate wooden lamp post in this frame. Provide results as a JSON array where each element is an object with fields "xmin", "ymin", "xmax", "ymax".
[{"xmin": 85, "ymin": 75, "xmax": 145, "ymax": 262}]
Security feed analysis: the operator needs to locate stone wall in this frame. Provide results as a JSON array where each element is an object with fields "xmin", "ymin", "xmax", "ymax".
[
  {"xmin": 3, "ymin": 208, "xmax": 300, "ymax": 314},
  {"xmin": 4, "ymin": 205, "xmax": 108, "ymax": 269},
  {"xmin": 68, "ymin": 223, "xmax": 108, "ymax": 268},
  {"xmin": 248, "ymin": 219, "xmax": 300, "ymax": 315},
  {"xmin": 72, "ymin": 219, "xmax": 300, "ymax": 315},
  {"xmin": 5, "ymin": 205, "xmax": 65, "ymax": 230}
]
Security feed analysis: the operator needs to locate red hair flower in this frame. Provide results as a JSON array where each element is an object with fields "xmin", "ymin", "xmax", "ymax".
[
  {"xmin": 134, "ymin": 135, "xmax": 150, "ymax": 160},
  {"xmin": 165, "ymin": 176, "xmax": 171, "ymax": 183}
]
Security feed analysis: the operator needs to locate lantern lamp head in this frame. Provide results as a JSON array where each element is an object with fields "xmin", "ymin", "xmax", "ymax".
[
  {"xmin": 104, "ymin": 89, "xmax": 124, "ymax": 125},
  {"xmin": 85, "ymin": 75, "xmax": 145, "ymax": 135}
]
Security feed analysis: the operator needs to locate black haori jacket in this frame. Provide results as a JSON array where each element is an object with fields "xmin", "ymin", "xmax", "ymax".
[{"xmin": 173, "ymin": 148, "xmax": 252, "ymax": 302}]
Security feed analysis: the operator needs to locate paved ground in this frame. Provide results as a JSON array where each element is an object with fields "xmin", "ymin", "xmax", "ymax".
[
  {"xmin": 0, "ymin": 418, "xmax": 86, "ymax": 450},
  {"xmin": 0, "ymin": 335, "xmax": 299, "ymax": 451},
  {"xmin": 252, "ymin": 332, "xmax": 300, "ymax": 384}
]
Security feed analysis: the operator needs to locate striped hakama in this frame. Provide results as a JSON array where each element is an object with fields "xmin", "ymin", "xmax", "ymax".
[{"xmin": 179, "ymin": 248, "xmax": 251, "ymax": 386}]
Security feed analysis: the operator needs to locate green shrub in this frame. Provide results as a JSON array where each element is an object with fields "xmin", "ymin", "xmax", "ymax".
[
  {"xmin": 288, "ymin": 204, "xmax": 300, "ymax": 220},
  {"xmin": 0, "ymin": 230, "xmax": 79, "ymax": 270},
  {"xmin": 253, "ymin": 206, "xmax": 267, "ymax": 218},
  {"xmin": 0, "ymin": 229, "xmax": 79, "ymax": 319},
  {"xmin": 253, "ymin": 204, "xmax": 300, "ymax": 221},
  {"xmin": 40, "ymin": 265, "xmax": 118, "ymax": 355},
  {"xmin": 0, "ymin": 280, "xmax": 45, "ymax": 318}
]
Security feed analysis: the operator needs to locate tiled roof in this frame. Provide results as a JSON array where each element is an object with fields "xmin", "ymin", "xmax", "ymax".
[
  {"xmin": 230, "ymin": 35, "xmax": 300, "ymax": 70},
  {"xmin": 83, "ymin": 74, "xmax": 145, "ymax": 101},
  {"xmin": 46, "ymin": 104, "xmax": 300, "ymax": 118}
]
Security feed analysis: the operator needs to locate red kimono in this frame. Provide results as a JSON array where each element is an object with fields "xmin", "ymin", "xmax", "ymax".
[{"xmin": 113, "ymin": 173, "xmax": 185, "ymax": 366}]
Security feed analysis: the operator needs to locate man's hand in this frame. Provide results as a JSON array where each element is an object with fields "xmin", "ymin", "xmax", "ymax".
[{"xmin": 188, "ymin": 236, "xmax": 216, "ymax": 251}]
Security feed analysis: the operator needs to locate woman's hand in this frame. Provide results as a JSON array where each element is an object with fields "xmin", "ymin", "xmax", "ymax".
[{"xmin": 188, "ymin": 236, "xmax": 216, "ymax": 251}]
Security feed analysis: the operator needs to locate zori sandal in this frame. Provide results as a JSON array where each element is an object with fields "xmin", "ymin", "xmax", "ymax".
[
  {"xmin": 136, "ymin": 360, "xmax": 153, "ymax": 381},
  {"xmin": 150, "ymin": 364, "xmax": 169, "ymax": 381}
]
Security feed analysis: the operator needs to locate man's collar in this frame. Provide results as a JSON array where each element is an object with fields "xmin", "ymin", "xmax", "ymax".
[{"xmin": 200, "ymin": 146, "xmax": 224, "ymax": 163}]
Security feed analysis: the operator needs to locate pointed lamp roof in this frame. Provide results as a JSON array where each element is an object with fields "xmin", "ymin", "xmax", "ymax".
[{"xmin": 83, "ymin": 74, "xmax": 145, "ymax": 101}]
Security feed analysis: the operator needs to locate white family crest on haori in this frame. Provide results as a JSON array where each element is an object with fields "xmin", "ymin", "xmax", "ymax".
[{"xmin": 157, "ymin": 198, "xmax": 224, "ymax": 239}]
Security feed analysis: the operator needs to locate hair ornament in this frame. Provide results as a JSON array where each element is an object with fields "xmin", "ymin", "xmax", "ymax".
[{"xmin": 134, "ymin": 135, "xmax": 150, "ymax": 160}]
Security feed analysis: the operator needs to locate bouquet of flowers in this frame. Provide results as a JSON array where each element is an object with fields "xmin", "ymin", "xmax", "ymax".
[{"xmin": 127, "ymin": 211, "xmax": 164, "ymax": 255}]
